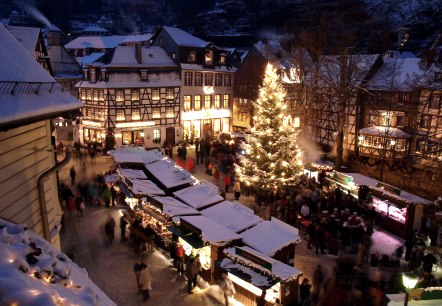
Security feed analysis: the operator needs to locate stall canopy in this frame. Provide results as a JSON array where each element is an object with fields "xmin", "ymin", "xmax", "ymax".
[
  {"xmin": 151, "ymin": 196, "xmax": 200, "ymax": 217},
  {"xmin": 144, "ymin": 159, "xmax": 195, "ymax": 190},
  {"xmin": 345, "ymin": 173, "xmax": 379, "ymax": 188},
  {"xmin": 109, "ymin": 147, "xmax": 165, "ymax": 164},
  {"xmin": 179, "ymin": 215, "xmax": 242, "ymax": 246},
  {"xmin": 240, "ymin": 217, "xmax": 301, "ymax": 257},
  {"xmin": 118, "ymin": 168, "xmax": 148, "ymax": 180},
  {"xmin": 200, "ymin": 201, "xmax": 262, "ymax": 233},
  {"xmin": 128, "ymin": 178, "xmax": 165, "ymax": 196},
  {"xmin": 173, "ymin": 181, "xmax": 223, "ymax": 210},
  {"xmin": 220, "ymin": 246, "xmax": 302, "ymax": 288}
]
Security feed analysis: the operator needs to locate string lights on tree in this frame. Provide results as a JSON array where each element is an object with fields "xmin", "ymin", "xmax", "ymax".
[{"xmin": 235, "ymin": 63, "xmax": 304, "ymax": 192}]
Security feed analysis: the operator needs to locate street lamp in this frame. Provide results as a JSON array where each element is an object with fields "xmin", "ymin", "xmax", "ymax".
[{"xmin": 402, "ymin": 272, "xmax": 419, "ymax": 306}]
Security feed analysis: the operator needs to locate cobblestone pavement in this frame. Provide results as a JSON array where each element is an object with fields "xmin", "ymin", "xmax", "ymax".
[{"xmin": 57, "ymin": 147, "xmax": 407, "ymax": 305}]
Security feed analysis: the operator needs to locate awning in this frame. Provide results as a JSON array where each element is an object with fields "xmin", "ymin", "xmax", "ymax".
[
  {"xmin": 105, "ymin": 173, "xmax": 120, "ymax": 183},
  {"xmin": 118, "ymin": 183, "xmax": 133, "ymax": 198},
  {"xmin": 167, "ymin": 225, "xmax": 204, "ymax": 249}
]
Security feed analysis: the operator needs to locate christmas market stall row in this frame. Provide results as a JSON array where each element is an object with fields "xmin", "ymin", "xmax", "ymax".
[
  {"xmin": 107, "ymin": 147, "xmax": 304, "ymax": 305},
  {"xmin": 326, "ymin": 171, "xmax": 431, "ymax": 238}
]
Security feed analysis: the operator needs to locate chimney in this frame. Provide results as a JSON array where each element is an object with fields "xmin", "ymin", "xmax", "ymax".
[
  {"xmin": 47, "ymin": 31, "xmax": 61, "ymax": 46},
  {"xmin": 135, "ymin": 44, "xmax": 142, "ymax": 64}
]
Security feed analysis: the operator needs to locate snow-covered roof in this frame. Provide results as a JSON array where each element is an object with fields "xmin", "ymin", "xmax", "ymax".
[
  {"xmin": 419, "ymin": 63, "xmax": 442, "ymax": 89},
  {"xmin": 200, "ymin": 201, "xmax": 262, "ymax": 233},
  {"xmin": 162, "ymin": 26, "xmax": 209, "ymax": 48},
  {"xmin": 366, "ymin": 57, "xmax": 426, "ymax": 91},
  {"xmin": 76, "ymin": 52, "xmax": 105, "ymax": 67},
  {"xmin": 109, "ymin": 147, "xmax": 165, "ymax": 164},
  {"xmin": 128, "ymin": 178, "xmax": 165, "ymax": 196},
  {"xmin": 382, "ymin": 50, "xmax": 417, "ymax": 59},
  {"xmin": 223, "ymin": 246, "xmax": 302, "ymax": 281},
  {"xmin": 343, "ymin": 173, "xmax": 379, "ymax": 187},
  {"xmin": 118, "ymin": 168, "xmax": 147, "ymax": 179},
  {"xmin": 180, "ymin": 215, "xmax": 241, "ymax": 245},
  {"xmin": 122, "ymin": 34, "xmax": 153, "ymax": 44},
  {"xmin": 108, "ymin": 46, "xmax": 176, "ymax": 67},
  {"xmin": 181, "ymin": 63, "xmax": 236, "ymax": 72},
  {"xmin": 7, "ymin": 25, "xmax": 40, "ymax": 55},
  {"xmin": 254, "ymin": 40, "xmax": 291, "ymax": 69},
  {"xmin": 0, "ymin": 219, "xmax": 115, "ymax": 306},
  {"xmin": 173, "ymin": 181, "xmax": 223, "ymax": 210},
  {"xmin": 65, "ymin": 36, "xmax": 125, "ymax": 50},
  {"xmin": 0, "ymin": 25, "xmax": 81, "ymax": 126},
  {"xmin": 151, "ymin": 196, "xmax": 200, "ymax": 217},
  {"xmin": 359, "ymin": 126, "xmax": 410, "ymax": 138},
  {"xmin": 144, "ymin": 159, "xmax": 195, "ymax": 189},
  {"xmin": 371, "ymin": 186, "xmax": 430, "ymax": 205},
  {"xmin": 240, "ymin": 217, "xmax": 300, "ymax": 257}
]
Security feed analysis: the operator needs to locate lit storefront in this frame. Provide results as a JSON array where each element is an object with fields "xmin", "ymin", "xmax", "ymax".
[
  {"xmin": 182, "ymin": 108, "xmax": 231, "ymax": 140},
  {"xmin": 81, "ymin": 120, "xmax": 105, "ymax": 144}
]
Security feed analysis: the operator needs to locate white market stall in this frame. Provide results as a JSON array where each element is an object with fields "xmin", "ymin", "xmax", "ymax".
[
  {"xmin": 126, "ymin": 178, "xmax": 166, "ymax": 197},
  {"xmin": 144, "ymin": 159, "xmax": 196, "ymax": 193},
  {"xmin": 219, "ymin": 246, "xmax": 303, "ymax": 306},
  {"xmin": 118, "ymin": 168, "xmax": 148, "ymax": 180},
  {"xmin": 240, "ymin": 217, "xmax": 301, "ymax": 265},
  {"xmin": 200, "ymin": 200, "xmax": 262, "ymax": 233},
  {"xmin": 108, "ymin": 147, "xmax": 165, "ymax": 164},
  {"xmin": 173, "ymin": 180, "xmax": 224, "ymax": 210},
  {"xmin": 167, "ymin": 215, "xmax": 242, "ymax": 284},
  {"xmin": 150, "ymin": 196, "xmax": 201, "ymax": 218}
]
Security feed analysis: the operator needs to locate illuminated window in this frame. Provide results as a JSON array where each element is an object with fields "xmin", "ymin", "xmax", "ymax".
[
  {"xmin": 429, "ymin": 94, "xmax": 441, "ymax": 109},
  {"xmin": 204, "ymin": 95, "xmax": 211, "ymax": 109},
  {"xmin": 80, "ymin": 89, "xmax": 86, "ymax": 100},
  {"xmin": 131, "ymin": 90, "xmax": 140, "ymax": 102},
  {"xmin": 152, "ymin": 89, "xmax": 160, "ymax": 100},
  {"xmin": 116, "ymin": 90, "xmax": 124, "ymax": 104},
  {"xmin": 215, "ymin": 73, "xmax": 222, "ymax": 86},
  {"xmin": 188, "ymin": 51, "xmax": 196, "ymax": 62},
  {"xmin": 166, "ymin": 107, "xmax": 174, "ymax": 118},
  {"xmin": 223, "ymin": 94, "xmax": 230, "ymax": 108},
  {"xmin": 224, "ymin": 74, "xmax": 231, "ymax": 87},
  {"xmin": 204, "ymin": 73, "xmax": 213, "ymax": 86},
  {"xmin": 153, "ymin": 129, "xmax": 161, "ymax": 143},
  {"xmin": 92, "ymin": 90, "xmax": 99, "ymax": 102},
  {"xmin": 98, "ymin": 90, "xmax": 104, "ymax": 102},
  {"xmin": 194, "ymin": 95, "xmax": 201, "ymax": 110},
  {"xmin": 195, "ymin": 72, "xmax": 202, "ymax": 86},
  {"xmin": 213, "ymin": 118, "xmax": 221, "ymax": 134},
  {"xmin": 184, "ymin": 95, "xmax": 191, "ymax": 111},
  {"xmin": 222, "ymin": 118, "xmax": 230, "ymax": 132},
  {"xmin": 152, "ymin": 108, "xmax": 161, "ymax": 118},
  {"xmin": 184, "ymin": 72, "xmax": 192, "ymax": 86},
  {"xmin": 214, "ymin": 94, "xmax": 221, "ymax": 109},
  {"xmin": 116, "ymin": 110, "xmax": 125, "ymax": 121},
  {"xmin": 420, "ymin": 115, "xmax": 431, "ymax": 128},
  {"xmin": 166, "ymin": 88, "xmax": 174, "ymax": 99},
  {"xmin": 86, "ymin": 89, "xmax": 92, "ymax": 100},
  {"xmin": 132, "ymin": 109, "xmax": 140, "ymax": 120},
  {"xmin": 219, "ymin": 54, "xmax": 226, "ymax": 64},
  {"xmin": 205, "ymin": 50, "xmax": 213, "ymax": 64}
]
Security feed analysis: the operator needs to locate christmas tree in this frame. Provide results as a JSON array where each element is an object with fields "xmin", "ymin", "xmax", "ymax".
[{"xmin": 235, "ymin": 63, "xmax": 304, "ymax": 192}]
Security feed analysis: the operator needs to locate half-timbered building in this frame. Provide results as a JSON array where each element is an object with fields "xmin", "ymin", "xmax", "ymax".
[
  {"xmin": 151, "ymin": 26, "xmax": 238, "ymax": 140},
  {"xmin": 77, "ymin": 44, "xmax": 181, "ymax": 148}
]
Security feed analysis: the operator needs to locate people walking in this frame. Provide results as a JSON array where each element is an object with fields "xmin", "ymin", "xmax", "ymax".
[
  {"xmin": 102, "ymin": 185, "xmax": 112, "ymax": 208},
  {"xmin": 195, "ymin": 139, "xmax": 200, "ymax": 165},
  {"xmin": 224, "ymin": 172, "xmax": 231, "ymax": 193},
  {"xmin": 312, "ymin": 264, "xmax": 324, "ymax": 302},
  {"xmin": 300, "ymin": 277, "xmax": 312, "ymax": 305},
  {"xmin": 139, "ymin": 261, "xmax": 152, "ymax": 301},
  {"xmin": 169, "ymin": 240, "xmax": 178, "ymax": 269},
  {"xmin": 70, "ymin": 166, "xmax": 76, "ymax": 186},
  {"xmin": 186, "ymin": 256, "xmax": 196, "ymax": 294},
  {"xmin": 233, "ymin": 181, "xmax": 241, "ymax": 200},
  {"xmin": 104, "ymin": 217, "xmax": 115, "ymax": 245},
  {"xmin": 133, "ymin": 257, "xmax": 147, "ymax": 293},
  {"xmin": 120, "ymin": 215, "xmax": 128, "ymax": 240},
  {"xmin": 110, "ymin": 185, "xmax": 117, "ymax": 206},
  {"xmin": 220, "ymin": 272, "xmax": 235, "ymax": 306},
  {"xmin": 75, "ymin": 192, "xmax": 83, "ymax": 217},
  {"xmin": 175, "ymin": 243, "xmax": 185, "ymax": 273}
]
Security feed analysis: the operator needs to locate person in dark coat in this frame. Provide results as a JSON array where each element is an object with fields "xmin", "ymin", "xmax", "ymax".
[
  {"xmin": 120, "ymin": 215, "xmax": 128, "ymax": 240},
  {"xmin": 195, "ymin": 139, "xmax": 200, "ymax": 165},
  {"xmin": 104, "ymin": 217, "xmax": 116, "ymax": 245},
  {"xmin": 110, "ymin": 185, "xmax": 117, "ymax": 206},
  {"xmin": 300, "ymin": 277, "xmax": 312, "ymax": 304},
  {"xmin": 169, "ymin": 240, "xmax": 178, "ymax": 269},
  {"xmin": 422, "ymin": 249, "xmax": 438, "ymax": 273},
  {"xmin": 133, "ymin": 257, "xmax": 147, "ymax": 292},
  {"xmin": 69, "ymin": 166, "xmax": 76, "ymax": 185},
  {"xmin": 405, "ymin": 230, "xmax": 417, "ymax": 261},
  {"xmin": 75, "ymin": 192, "xmax": 83, "ymax": 217}
]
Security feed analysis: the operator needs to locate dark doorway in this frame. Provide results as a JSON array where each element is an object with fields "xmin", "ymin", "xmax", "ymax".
[{"xmin": 166, "ymin": 127, "xmax": 175, "ymax": 146}]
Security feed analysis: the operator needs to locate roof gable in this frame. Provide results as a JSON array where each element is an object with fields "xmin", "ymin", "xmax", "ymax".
[{"xmin": 162, "ymin": 26, "xmax": 209, "ymax": 48}]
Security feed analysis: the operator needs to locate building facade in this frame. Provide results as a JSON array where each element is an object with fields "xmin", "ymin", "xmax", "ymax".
[
  {"xmin": 151, "ymin": 26, "xmax": 238, "ymax": 140},
  {"xmin": 78, "ymin": 44, "xmax": 181, "ymax": 148}
]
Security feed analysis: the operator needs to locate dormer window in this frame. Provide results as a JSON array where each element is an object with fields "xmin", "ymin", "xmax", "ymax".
[
  {"xmin": 188, "ymin": 51, "xmax": 196, "ymax": 62},
  {"xmin": 435, "ymin": 72, "xmax": 442, "ymax": 82},
  {"xmin": 140, "ymin": 69, "xmax": 148, "ymax": 81},
  {"xmin": 90, "ymin": 68, "xmax": 96, "ymax": 83},
  {"xmin": 205, "ymin": 50, "xmax": 213, "ymax": 64},
  {"xmin": 100, "ymin": 69, "xmax": 108, "ymax": 81},
  {"xmin": 83, "ymin": 68, "xmax": 88, "ymax": 80},
  {"xmin": 219, "ymin": 54, "xmax": 226, "ymax": 64}
]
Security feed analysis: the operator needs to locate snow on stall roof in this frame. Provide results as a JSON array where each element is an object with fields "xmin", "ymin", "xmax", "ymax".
[
  {"xmin": 0, "ymin": 219, "xmax": 115, "ymax": 306},
  {"xmin": 108, "ymin": 147, "xmax": 165, "ymax": 164},
  {"xmin": 151, "ymin": 196, "xmax": 200, "ymax": 217},
  {"xmin": 65, "ymin": 36, "xmax": 125, "ymax": 49},
  {"xmin": 224, "ymin": 246, "xmax": 302, "ymax": 281},
  {"xmin": 162, "ymin": 26, "xmax": 209, "ymax": 48},
  {"xmin": 128, "ymin": 178, "xmax": 165, "ymax": 196},
  {"xmin": 344, "ymin": 173, "xmax": 379, "ymax": 188},
  {"xmin": 219, "ymin": 258, "xmax": 273, "ymax": 288},
  {"xmin": 173, "ymin": 181, "xmax": 223, "ymax": 210},
  {"xmin": 109, "ymin": 46, "xmax": 176, "ymax": 67},
  {"xmin": 240, "ymin": 217, "xmax": 300, "ymax": 257},
  {"xmin": 181, "ymin": 63, "xmax": 236, "ymax": 72},
  {"xmin": 118, "ymin": 168, "xmax": 147, "ymax": 179},
  {"xmin": 359, "ymin": 126, "xmax": 410, "ymax": 138},
  {"xmin": 144, "ymin": 159, "xmax": 195, "ymax": 189},
  {"xmin": 366, "ymin": 57, "xmax": 426, "ymax": 91},
  {"xmin": 180, "ymin": 215, "xmax": 241, "ymax": 245},
  {"xmin": 7, "ymin": 25, "xmax": 40, "ymax": 55},
  {"xmin": 200, "ymin": 201, "xmax": 262, "ymax": 233}
]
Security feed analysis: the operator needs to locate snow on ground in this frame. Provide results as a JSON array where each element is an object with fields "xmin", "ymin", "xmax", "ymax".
[{"xmin": 0, "ymin": 219, "xmax": 115, "ymax": 306}]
